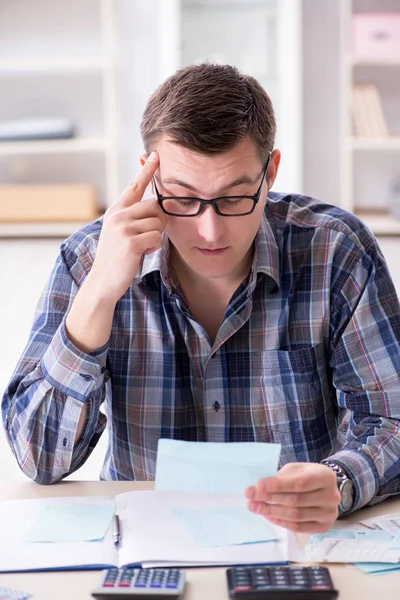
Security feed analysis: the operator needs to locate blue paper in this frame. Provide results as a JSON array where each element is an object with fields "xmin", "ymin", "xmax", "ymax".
[
  {"xmin": 173, "ymin": 507, "xmax": 276, "ymax": 547},
  {"xmin": 155, "ymin": 439, "xmax": 281, "ymax": 494},
  {"xmin": 354, "ymin": 562, "xmax": 400, "ymax": 574},
  {"xmin": 24, "ymin": 504, "xmax": 115, "ymax": 543}
]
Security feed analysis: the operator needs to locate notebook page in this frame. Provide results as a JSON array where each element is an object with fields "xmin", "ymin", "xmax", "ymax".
[
  {"xmin": 0, "ymin": 496, "xmax": 118, "ymax": 572},
  {"xmin": 115, "ymin": 490, "xmax": 297, "ymax": 568}
]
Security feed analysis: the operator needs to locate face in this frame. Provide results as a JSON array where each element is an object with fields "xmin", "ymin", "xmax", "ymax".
[{"xmin": 149, "ymin": 135, "xmax": 280, "ymax": 284}]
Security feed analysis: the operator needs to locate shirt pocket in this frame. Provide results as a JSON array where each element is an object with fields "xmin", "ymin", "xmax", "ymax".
[{"xmin": 251, "ymin": 343, "xmax": 337, "ymax": 463}]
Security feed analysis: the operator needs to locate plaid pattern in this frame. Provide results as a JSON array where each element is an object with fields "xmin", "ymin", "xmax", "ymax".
[{"xmin": 2, "ymin": 192, "xmax": 400, "ymax": 512}]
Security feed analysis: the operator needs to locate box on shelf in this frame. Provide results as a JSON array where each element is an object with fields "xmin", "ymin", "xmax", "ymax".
[
  {"xmin": 352, "ymin": 13, "xmax": 400, "ymax": 61},
  {"xmin": 0, "ymin": 184, "xmax": 99, "ymax": 222}
]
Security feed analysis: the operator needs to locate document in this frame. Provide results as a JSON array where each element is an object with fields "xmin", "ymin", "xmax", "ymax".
[
  {"xmin": 360, "ymin": 512, "xmax": 400, "ymax": 536},
  {"xmin": 155, "ymin": 439, "xmax": 281, "ymax": 493},
  {"xmin": 0, "ymin": 491, "xmax": 299, "ymax": 573},
  {"xmin": 301, "ymin": 529, "xmax": 400, "ymax": 564}
]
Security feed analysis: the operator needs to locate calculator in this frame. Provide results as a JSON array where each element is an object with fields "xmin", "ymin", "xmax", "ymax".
[
  {"xmin": 226, "ymin": 565, "xmax": 338, "ymax": 600},
  {"xmin": 91, "ymin": 567, "xmax": 186, "ymax": 600}
]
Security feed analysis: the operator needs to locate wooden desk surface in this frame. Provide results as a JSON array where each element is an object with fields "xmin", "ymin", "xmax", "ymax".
[{"xmin": 1, "ymin": 480, "xmax": 399, "ymax": 600}]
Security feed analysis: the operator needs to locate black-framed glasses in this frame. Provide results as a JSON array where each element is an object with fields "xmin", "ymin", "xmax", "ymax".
[{"xmin": 152, "ymin": 153, "xmax": 271, "ymax": 217}]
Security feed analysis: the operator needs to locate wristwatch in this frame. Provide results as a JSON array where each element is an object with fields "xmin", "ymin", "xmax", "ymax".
[{"xmin": 321, "ymin": 460, "xmax": 354, "ymax": 515}]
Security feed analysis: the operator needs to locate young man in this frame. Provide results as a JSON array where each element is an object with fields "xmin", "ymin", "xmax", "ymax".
[{"xmin": 2, "ymin": 64, "xmax": 400, "ymax": 534}]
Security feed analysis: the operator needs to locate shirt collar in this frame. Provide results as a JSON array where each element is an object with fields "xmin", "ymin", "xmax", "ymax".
[
  {"xmin": 251, "ymin": 205, "xmax": 281, "ymax": 289},
  {"xmin": 139, "ymin": 206, "xmax": 281, "ymax": 290}
]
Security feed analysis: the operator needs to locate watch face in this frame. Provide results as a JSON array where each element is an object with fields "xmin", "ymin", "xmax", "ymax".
[{"xmin": 339, "ymin": 479, "xmax": 354, "ymax": 512}]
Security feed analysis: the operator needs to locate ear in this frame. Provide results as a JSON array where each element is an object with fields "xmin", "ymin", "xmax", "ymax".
[{"xmin": 266, "ymin": 149, "xmax": 281, "ymax": 189}]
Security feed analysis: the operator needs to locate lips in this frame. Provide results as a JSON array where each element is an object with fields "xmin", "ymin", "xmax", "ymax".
[{"xmin": 197, "ymin": 247, "xmax": 228, "ymax": 255}]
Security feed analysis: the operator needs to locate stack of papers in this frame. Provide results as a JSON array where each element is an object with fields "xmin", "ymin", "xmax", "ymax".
[
  {"xmin": 301, "ymin": 529, "xmax": 400, "ymax": 564},
  {"xmin": 360, "ymin": 512, "xmax": 400, "ymax": 536}
]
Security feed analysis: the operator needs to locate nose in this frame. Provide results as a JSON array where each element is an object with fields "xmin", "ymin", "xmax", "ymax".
[{"xmin": 196, "ymin": 204, "xmax": 226, "ymax": 243}]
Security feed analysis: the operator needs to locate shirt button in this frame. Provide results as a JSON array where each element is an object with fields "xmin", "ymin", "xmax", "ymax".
[
  {"xmin": 211, "ymin": 352, "xmax": 216, "ymax": 359},
  {"xmin": 80, "ymin": 374, "xmax": 92, "ymax": 381},
  {"xmin": 213, "ymin": 401, "xmax": 221, "ymax": 412}
]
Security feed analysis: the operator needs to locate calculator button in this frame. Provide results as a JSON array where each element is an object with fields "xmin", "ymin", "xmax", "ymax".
[
  {"xmin": 312, "ymin": 585, "xmax": 331, "ymax": 590},
  {"xmin": 254, "ymin": 585, "xmax": 276, "ymax": 591},
  {"xmin": 233, "ymin": 586, "xmax": 252, "ymax": 592}
]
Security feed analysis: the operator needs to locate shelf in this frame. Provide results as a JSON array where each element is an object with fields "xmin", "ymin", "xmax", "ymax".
[
  {"xmin": 0, "ymin": 221, "xmax": 99, "ymax": 239},
  {"xmin": 356, "ymin": 213, "xmax": 400, "ymax": 236},
  {"xmin": 0, "ymin": 137, "xmax": 109, "ymax": 155},
  {"xmin": 0, "ymin": 58, "xmax": 105, "ymax": 74},
  {"xmin": 0, "ymin": 221, "xmax": 96, "ymax": 239},
  {"xmin": 349, "ymin": 137, "xmax": 400, "ymax": 151}
]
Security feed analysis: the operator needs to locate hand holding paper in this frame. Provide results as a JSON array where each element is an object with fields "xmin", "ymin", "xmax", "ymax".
[{"xmin": 246, "ymin": 462, "xmax": 340, "ymax": 534}]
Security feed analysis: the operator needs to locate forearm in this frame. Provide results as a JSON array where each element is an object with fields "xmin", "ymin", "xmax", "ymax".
[{"xmin": 66, "ymin": 270, "xmax": 117, "ymax": 353}]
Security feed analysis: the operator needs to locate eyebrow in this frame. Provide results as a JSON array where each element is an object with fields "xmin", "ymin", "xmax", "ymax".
[{"xmin": 160, "ymin": 172, "xmax": 260, "ymax": 196}]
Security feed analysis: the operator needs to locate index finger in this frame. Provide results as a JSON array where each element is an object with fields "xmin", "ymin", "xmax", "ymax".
[
  {"xmin": 254, "ymin": 472, "xmax": 325, "ymax": 497},
  {"xmin": 117, "ymin": 151, "xmax": 159, "ymax": 208}
]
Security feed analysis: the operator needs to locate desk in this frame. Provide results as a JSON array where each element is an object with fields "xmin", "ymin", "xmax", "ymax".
[{"xmin": 1, "ymin": 480, "xmax": 400, "ymax": 600}]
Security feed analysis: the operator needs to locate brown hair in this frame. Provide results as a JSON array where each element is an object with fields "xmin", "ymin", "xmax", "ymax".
[{"xmin": 140, "ymin": 63, "xmax": 276, "ymax": 163}]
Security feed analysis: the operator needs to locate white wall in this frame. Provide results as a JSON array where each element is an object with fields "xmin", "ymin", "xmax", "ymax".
[{"xmin": 302, "ymin": 0, "xmax": 341, "ymax": 204}]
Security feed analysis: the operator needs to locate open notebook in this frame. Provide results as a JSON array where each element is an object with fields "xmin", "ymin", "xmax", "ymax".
[{"xmin": 0, "ymin": 490, "xmax": 301, "ymax": 573}]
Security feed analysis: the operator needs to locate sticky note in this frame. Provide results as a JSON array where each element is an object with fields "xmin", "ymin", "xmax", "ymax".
[
  {"xmin": 24, "ymin": 504, "xmax": 115, "ymax": 543},
  {"xmin": 155, "ymin": 439, "xmax": 281, "ymax": 494},
  {"xmin": 173, "ymin": 507, "xmax": 276, "ymax": 547}
]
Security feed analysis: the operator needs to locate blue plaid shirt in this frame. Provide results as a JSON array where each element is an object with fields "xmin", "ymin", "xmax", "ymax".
[{"xmin": 3, "ymin": 192, "xmax": 400, "ymax": 513}]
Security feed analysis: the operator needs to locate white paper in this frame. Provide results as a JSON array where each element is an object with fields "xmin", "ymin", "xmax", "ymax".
[
  {"xmin": 301, "ymin": 530, "xmax": 400, "ymax": 564},
  {"xmin": 360, "ymin": 513, "xmax": 400, "ymax": 536}
]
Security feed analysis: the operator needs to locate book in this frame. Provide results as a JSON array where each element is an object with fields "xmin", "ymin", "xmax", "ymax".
[
  {"xmin": 0, "ymin": 491, "xmax": 300, "ymax": 573},
  {"xmin": 351, "ymin": 84, "xmax": 389, "ymax": 137}
]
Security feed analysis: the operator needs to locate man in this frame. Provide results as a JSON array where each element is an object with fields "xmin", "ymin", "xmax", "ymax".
[{"xmin": 2, "ymin": 63, "xmax": 400, "ymax": 535}]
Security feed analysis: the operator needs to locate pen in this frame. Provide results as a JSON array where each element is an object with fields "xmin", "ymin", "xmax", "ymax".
[{"xmin": 113, "ymin": 514, "xmax": 121, "ymax": 547}]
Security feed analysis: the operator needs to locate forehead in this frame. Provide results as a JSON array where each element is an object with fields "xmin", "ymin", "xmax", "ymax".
[{"xmin": 155, "ymin": 135, "xmax": 262, "ymax": 178}]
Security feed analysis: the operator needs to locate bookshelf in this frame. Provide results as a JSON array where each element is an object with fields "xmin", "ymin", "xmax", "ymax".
[
  {"xmin": 340, "ymin": 0, "xmax": 400, "ymax": 234},
  {"xmin": 0, "ymin": 0, "xmax": 119, "ymax": 238}
]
